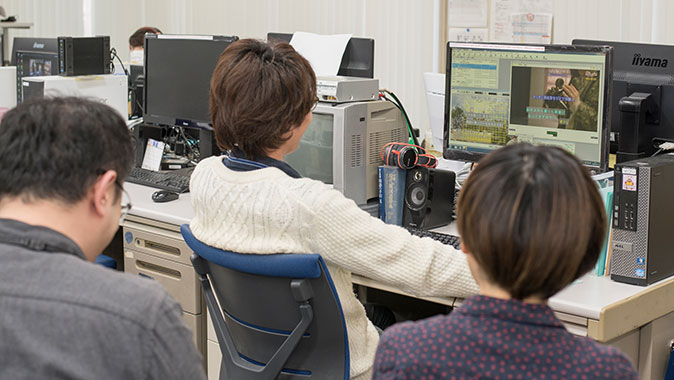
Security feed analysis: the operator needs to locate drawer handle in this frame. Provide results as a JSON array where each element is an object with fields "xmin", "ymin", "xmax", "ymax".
[{"xmin": 136, "ymin": 260, "xmax": 182, "ymax": 279}]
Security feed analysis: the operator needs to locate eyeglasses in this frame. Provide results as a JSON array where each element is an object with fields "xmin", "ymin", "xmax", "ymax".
[
  {"xmin": 311, "ymin": 97, "xmax": 319, "ymax": 111},
  {"xmin": 95, "ymin": 169, "xmax": 132, "ymax": 223},
  {"xmin": 114, "ymin": 180, "xmax": 133, "ymax": 224}
]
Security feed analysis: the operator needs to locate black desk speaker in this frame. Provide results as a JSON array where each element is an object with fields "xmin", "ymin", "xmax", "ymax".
[{"xmin": 403, "ymin": 167, "xmax": 455, "ymax": 229}]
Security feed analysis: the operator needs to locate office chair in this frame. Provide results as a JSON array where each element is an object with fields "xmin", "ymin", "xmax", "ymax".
[{"xmin": 180, "ymin": 224, "xmax": 349, "ymax": 380}]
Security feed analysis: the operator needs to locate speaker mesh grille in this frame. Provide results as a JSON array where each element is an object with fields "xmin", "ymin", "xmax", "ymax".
[{"xmin": 610, "ymin": 166, "xmax": 650, "ymax": 278}]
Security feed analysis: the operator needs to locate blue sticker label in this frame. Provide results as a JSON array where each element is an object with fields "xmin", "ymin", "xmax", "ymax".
[
  {"xmin": 637, "ymin": 257, "xmax": 645, "ymax": 265},
  {"xmin": 635, "ymin": 268, "xmax": 646, "ymax": 277},
  {"xmin": 124, "ymin": 231, "xmax": 133, "ymax": 244}
]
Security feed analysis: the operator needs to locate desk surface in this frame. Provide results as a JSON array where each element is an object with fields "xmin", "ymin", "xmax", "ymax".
[{"xmin": 124, "ymin": 182, "xmax": 674, "ymax": 342}]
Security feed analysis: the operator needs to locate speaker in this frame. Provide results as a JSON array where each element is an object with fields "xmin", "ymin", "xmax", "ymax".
[{"xmin": 403, "ymin": 167, "xmax": 456, "ymax": 229}]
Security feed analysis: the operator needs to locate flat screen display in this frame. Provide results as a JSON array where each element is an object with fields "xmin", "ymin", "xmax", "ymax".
[{"xmin": 143, "ymin": 34, "xmax": 237, "ymax": 127}]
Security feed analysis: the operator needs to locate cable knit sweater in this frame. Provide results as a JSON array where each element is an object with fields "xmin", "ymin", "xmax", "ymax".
[{"xmin": 189, "ymin": 156, "xmax": 479, "ymax": 380}]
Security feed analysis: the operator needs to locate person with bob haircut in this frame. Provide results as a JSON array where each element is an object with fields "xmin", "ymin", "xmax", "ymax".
[
  {"xmin": 372, "ymin": 143, "xmax": 638, "ymax": 379},
  {"xmin": 188, "ymin": 38, "xmax": 478, "ymax": 380}
]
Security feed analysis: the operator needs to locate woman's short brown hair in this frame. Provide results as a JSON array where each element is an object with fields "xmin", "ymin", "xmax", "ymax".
[
  {"xmin": 209, "ymin": 39, "xmax": 317, "ymax": 159},
  {"xmin": 457, "ymin": 143, "xmax": 606, "ymax": 300}
]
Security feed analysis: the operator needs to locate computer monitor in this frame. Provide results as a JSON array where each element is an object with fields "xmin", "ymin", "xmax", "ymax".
[
  {"xmin": 137, "ymin": 34, "xmax": 238, "ymax": 166},
  {"xmin": 573, "ymin": 39, "xmax": 674, "ymax": 163},
  {"xmin": 10, "ymin": 37, "xmax": 58, "ymax": 66},
  {"xmin": 143, "ymin": 34, "xmax": 238, "ymax": 127},
  {"xmin": 444, "ymin": 42, "xmax": 613, "ymax": 173},
  {"xmin": 267, "ymin": 32, "xmax": 375, "ymax": 78},
  {"xmin": 284, "ymin": 100, "xmax": 407, "ymax": 207},
  {"xmin": 11, "ymin": 37, "xmax": 58, "ymax": 104}
]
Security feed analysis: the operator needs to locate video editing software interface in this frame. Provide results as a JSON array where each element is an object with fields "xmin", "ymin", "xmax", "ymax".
[{"xmin": 445, "ymin": 43, "xmax": 610, "ymax": 169}]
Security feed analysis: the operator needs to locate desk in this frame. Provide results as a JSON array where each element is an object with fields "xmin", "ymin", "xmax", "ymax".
[
  {"xmin": 0, "ymin": 22, "xmax": 32, "ymax": 65},
  {"xmin": 123, "ymin": 182, "xmax": 674, "ymax": 380}
]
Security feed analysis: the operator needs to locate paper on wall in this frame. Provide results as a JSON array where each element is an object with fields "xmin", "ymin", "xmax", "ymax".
[
  {"xmin": 290, "ymin": 32, "xmax": 352, "ymax": 77},
  {"xmin": 448, "ymin": 0, "xmax": 488, "ymax": 27},
  {"xmin": 490, "ymin": 0, "xmax": 553, "ymax": 42},
  {"xmin": 449, "ymin": 27, "xmax": 489, "ymax": 43},
  {"xmin": 511, "ymin": 13, "xmax": 552, "ymax": 44}
]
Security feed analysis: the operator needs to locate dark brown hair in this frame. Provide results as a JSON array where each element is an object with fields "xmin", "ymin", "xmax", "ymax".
[
  {"xmin": 209, "ymin": 39, "xmax": 317, "ymax": 159},
  {"xmin": 0, "ymin": 96, "xmax": 134, "ymax": 204},
  {"xmin": 457, "ymin": 143, "xmax": 606, "ymax": 300},
  {"xmin": 129, "ymin": 26, "xmax": 162, "ymax": 48}
]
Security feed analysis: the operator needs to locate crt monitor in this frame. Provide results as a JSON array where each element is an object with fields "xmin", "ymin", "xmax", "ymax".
[
  {"xmin": 444, "ymin": 42, "xmax": 613, "ymax": 173},
  {"xmin": 267, "ymin": 32, "xmax": 375, "ymax": 78},
  {"xmin": 284, "ymin": 100, "xmax": 407, "ymax": 207},
  {"xmin": 574, "ymin": 39, "xmax": 674, "ymax": 163}
]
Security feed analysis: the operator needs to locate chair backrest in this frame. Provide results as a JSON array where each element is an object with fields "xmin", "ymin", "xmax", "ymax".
[{"xmin": 180, "ymin": 224, "xmax": 349, "ymax": 380}]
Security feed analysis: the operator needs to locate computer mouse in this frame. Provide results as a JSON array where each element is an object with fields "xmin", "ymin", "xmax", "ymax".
[{"xmin": 151, "ymin": 190, "xmax": 179, "ymax": 203}]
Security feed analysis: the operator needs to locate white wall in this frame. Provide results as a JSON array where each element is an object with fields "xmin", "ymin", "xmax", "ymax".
[{"xmin": 3, "ymin": 0, "xmax": 674, "ymax": 137}]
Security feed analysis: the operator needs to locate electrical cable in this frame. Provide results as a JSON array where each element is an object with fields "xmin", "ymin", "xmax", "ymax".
[
  {"xmin": 109, "ymin": 47, "xmax": 128, "ymax": 76},
  {"xmin": 381, "ymin": 89, "xmax": 420, "ymax": 147}
]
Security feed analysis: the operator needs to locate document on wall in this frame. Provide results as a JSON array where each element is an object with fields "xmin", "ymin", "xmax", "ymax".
[
  {"xmin": 490, "ymin": 0, "xmax": 554, "ymax": 43},
  {"xmin": 448, "ymin": 0, "xmax": 488, "ymax": 27},
  {"xmin": 290, "ymin": 32, "xmax": 352, "ymax": 77},
  {"xmin": 449, "ymin": 27, "xmax": 489, "ymax": 42},
  {"xmin": 511, "ymin": 13, "xmax": 552, "ymax": 43}
]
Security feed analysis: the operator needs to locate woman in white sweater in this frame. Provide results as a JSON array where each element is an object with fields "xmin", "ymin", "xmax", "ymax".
[{"xmin": 189, "ymin": 38, "xmax": 478, "ymax": 380}]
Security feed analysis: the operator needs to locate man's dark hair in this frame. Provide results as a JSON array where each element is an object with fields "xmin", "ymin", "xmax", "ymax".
[
  {"xmin": 457, "ymin": 143, "xmax": 606, "ymax": 300},
  {"xmin": 129, "ymin": 26, "xmax": 162, "ymax": 48},
  {"xmin": 0, "ymin": 97, "xmax": 135, "ymax": 204},
  {"xmin": 209, "ymin": 38, "xmax": 317, "ymax": 159}
]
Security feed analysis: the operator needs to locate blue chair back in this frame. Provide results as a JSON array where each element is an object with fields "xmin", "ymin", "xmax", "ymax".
[{"xmin": 181, "ymin": 224, "xmax": 349, "ymax": 380}]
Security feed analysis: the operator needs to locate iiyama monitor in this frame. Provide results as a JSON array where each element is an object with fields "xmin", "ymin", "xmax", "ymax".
[{"xmin": 574, "ymin": 39, "xmax": 674, "ymax": 163}]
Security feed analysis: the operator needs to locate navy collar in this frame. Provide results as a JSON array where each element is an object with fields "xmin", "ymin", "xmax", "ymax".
[
  {"xmin": 222, "ymin": 149, "xmax": 302, "ymax": 179},
  {"xmin": 0, "ymin": 218, "xmax": 86, "ymax": 260},
  {"xmin": 457, "ymin": 295, "xmax": 565, "ymax": 329}
]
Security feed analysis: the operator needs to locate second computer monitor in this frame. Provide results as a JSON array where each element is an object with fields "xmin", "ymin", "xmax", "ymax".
[
  {"xmin": 443, "ymin": 42, "xmax": 612, "ymax": 173},
  {"xmin": 143, "ymin": 34, "xmax": 238, "ymax": 127}
]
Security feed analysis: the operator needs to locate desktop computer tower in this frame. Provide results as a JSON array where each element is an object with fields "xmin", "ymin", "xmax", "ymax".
[
  {"xmin": 610, "ymin": 154, "xmax": 674, "ymax": 286},
  {"xmin": 58, "ymin": 36, "xmax": 111, "ymax": 76}
]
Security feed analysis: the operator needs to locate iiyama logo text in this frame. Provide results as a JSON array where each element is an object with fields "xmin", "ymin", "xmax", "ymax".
[
  {"xmin": 632, "ymin": 53, "xmax": 668, "ymax": 68},
  {"xmin": 32, "ymin": 42, "xmax": 44, "ymax": 49}
]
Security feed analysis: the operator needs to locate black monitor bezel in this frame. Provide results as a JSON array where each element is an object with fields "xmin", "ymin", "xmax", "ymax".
[
  {"xmin": 443, "ymin": 41, "xmax": 613, "ymax": 173},
  {"xmin": 10, "ymin": 37, "xmax": 58, "ymax": 66},
  {"xmin": 573, "ymin": 39, "xmax": 674, "ymax": 158},
  {"xmin": 142, "ymin": 33, "xmax": 238, "ymax": 128},
  {"xmin": 267, "ymin": 32, "xmax": 375, "ymax": 79}
]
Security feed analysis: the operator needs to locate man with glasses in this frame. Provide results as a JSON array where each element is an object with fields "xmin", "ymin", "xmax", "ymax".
[{"xmin": 0, "ymin": 97, "xmax": 205, "ymax": 380}]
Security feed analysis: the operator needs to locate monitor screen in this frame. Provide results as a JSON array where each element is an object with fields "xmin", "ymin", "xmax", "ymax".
[
  {"xmin": 143, "ymin": 34, "xmax": 238, "ymax": 127},
  {"xmin": 284, "ymin": 112, "xmax": 334, "ymax": 184},
  {"xmin": 444, "ymin": 42, "xmax": 612, "ymax": 172},
  {"xmin": 574, "ymin": 39, "xmax": 674, "ymax": 162},
  {"xmin": 15, "ymin": 51, "xmax": 59, "ymax": 104}
]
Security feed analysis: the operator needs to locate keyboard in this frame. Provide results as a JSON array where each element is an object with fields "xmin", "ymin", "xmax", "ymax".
[
  {"xmin": 126, "ymin": 167, "xmax": 192, "ymax": 193},
  {"xmin": 406, "ymin": 226, "xmax": 461, "ymax": 250}
]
